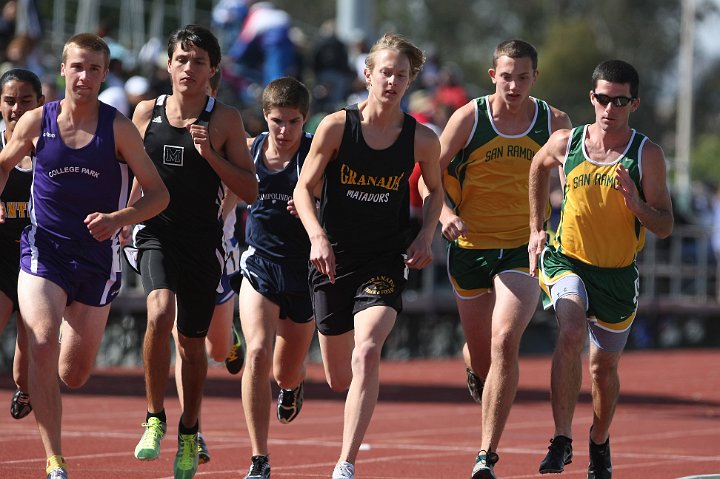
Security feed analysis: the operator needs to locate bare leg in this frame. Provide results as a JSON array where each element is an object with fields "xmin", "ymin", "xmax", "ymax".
[
  {"xmin": 18, "ymin": 272, "xmax": 67, "ymax": 459},
  {"xmin": 550, "ymin": 294, "xmax": 588, "ymax": 438},
  {"xmin": 588, "ymin": 344, "xmax": 622, "ymax": 444},
  {"xmin": 143, "ymin": 289, "xmax": 176, "ymax": 414},
  {"xmin": 239, "ymin": 281, "xmax": 279, "ymax": 456},
  {"xmin": 457, "ymin": 293, "xmax": 494, "ymax": 380},
  {"xmin": 339, "ymin": 306, "xmax": 396, "ymax": 464},
  {"xmin": 273, "ymin": 319, "xmax": 315, "ymax": 389},
  {"xmin": 175, "ymin": 333, "xmax": 207, "ymax": 428},
  {"xmin": 480, "ymin": 273, "xmax": 538, "ymax": 451}
]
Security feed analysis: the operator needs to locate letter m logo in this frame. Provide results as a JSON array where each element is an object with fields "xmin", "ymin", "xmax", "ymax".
[{"xmin": 163, "ymin": 145, "xmax": 184, "ymax": 167}]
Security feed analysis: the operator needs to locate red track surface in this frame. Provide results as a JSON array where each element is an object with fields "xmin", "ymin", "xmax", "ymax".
[{"xmin": 1, "ymin": 349, "xmax": 719, "ymax": 478}]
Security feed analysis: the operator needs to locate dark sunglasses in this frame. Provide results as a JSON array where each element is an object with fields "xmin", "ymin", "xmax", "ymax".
[{"xmin": 592, "ymin": 92, "xmax": 634, "ymax": 107}]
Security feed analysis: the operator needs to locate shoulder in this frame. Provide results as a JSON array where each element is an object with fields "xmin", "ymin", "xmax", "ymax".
[
  {"xmin": 315, "ymin": 110, "xmax": 347, "ymax": 138},
  {"xmin": 546, "ymin": 127, "xmax": 574, "ymax": 151},
  {"xmin": 210, "ymin": 100, "xmax": 243, "ymax": 123},
  {"xmin": 133, "ymin": 98, "xmax": 156, "ymax": 123},
  {"xmin": 414, "ymin": 121, "xmax": 441, "ymax": 149},
  {"xmin": 546, "ymin": 103, "xmax": 572, "ymax": 132},
  {"xmin": 639, "ymin": 136, "xmax": 664, "ymax": 161}
]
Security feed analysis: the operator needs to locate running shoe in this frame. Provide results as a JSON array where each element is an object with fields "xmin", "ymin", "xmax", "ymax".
[
  {"xmin": 225, "ymin": 325, "xmax": 245, "ymax": 375},
  {"xmin": 588, "ymin": 436, "xmax": 612, "ymax": 479},
  {"xmin": 47, "ymin": 468, "xmax": 68, "ymax": 479},
  {"xmin": 197, "ymin": 432, "xmax": 210, "ymax": 465},
  {"xmin": 245, "ymin": 455, "xmax": 271, "ymax": 479},
  {"xmin": 332, "ymin": 461, "xmax": 354, "ymax": 479},
  {"xmin": 46, "ymin": 455, "xmax": 67, "ymax": 479},
  {"xmin": 134, "ymin": 417, "xmax": 166, "ymax": 460},
  {"xmin": 173, "ymin": 433, "xmax": 199, "ymax": 479},
  {"xmin": 472, "ymin": 449, "xmax": 499, "ymax": 479},
  {"xmin": 10, "ymin": 389, "xmax": 32, "ymax": 419},
  {"xmin": 277, "ymin": 381, "xmax": 304, "ymax": 424},
  {"xmin": 466, "ymin": 368, "xmax": 484, "ymax": 404},
  {"xmin": 539, "ymin": 435, "xmax": 573, "ymax": 473}
]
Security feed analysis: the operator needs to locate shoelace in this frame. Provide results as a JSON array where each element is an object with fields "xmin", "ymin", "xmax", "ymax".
[
  {"xmin": 334, "ymin": 462, "xmax": 354, "ymax": 478},
  {"xmin": 280, "ymin": 389, "xmax": 296, "ymax": 406},
  {"xmin": 139, "ymin": 422, "xmax": 164, "ymax": 445},
  {"xmin": 15, "ymin": 392, "xmax": 30, "ymax": 404},
  {"xmin": 249, "ymin": 456, "xmax": 268, "ymax": 474},
  {"xmin": 177, "ymin": 435, "xmax": 197, "ymax": 468}
]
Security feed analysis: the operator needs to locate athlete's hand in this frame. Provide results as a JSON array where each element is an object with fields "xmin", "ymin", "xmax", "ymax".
[
  {"xmin": 118, "ymin": 225, "xmax": 132, "ymax": 247},
  {"xmin": 309, "ymin": 232, "xmax": 336, "ymax": 283},
  {"xmin": 440, "ymin": 212, "xmax": 467, "ymax": 241},
  {"xmin": 405, "ymin": 236, "xmax": 433, "ymax": 270},
  {"xmin": 187, "ymin": 124, "xmax": 212, "ymax": 158},
  {"xmin": 616, "ymin": 165, "xmax": 642, "ymax": 213},
  {"xmin": 287, "ymin": 199, "xmax": 299, "ymax": 217},
  {"xmin": 528, "ymin": 229, "xmax": 547, "ymax": 277},
  {"xmin": 85, "ymin": 212, "xmax": 120, "ymax": 242}
]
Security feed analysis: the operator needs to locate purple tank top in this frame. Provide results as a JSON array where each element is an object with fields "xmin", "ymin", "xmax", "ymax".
[{"xmin": 31, "ymin": 100, "xmax": 132, "ymax": 242}]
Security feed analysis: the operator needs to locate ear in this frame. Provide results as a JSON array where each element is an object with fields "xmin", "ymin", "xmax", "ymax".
[
  {"xmin": 488, "ymin": 68, "xmax": 496, "ymax": 84},
  {"xmin": 630, "ymin": 98, "xmax": 640, "ymax": 112},
  {"xmin": 60, "ymin": 63, "xmax": 66, "ymax": 77}
]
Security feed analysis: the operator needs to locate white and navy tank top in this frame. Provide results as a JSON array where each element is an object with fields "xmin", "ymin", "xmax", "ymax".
[{"xmin": 245, "ymin": 131, "xmax": 312, "ymax": 263}]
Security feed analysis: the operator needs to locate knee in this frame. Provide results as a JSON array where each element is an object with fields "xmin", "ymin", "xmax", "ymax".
[
  {"xmin": 555, "ymin": 318, "xmax": 587, "ymax": 351},
  {"xmin": 589, "ymin": 361, "xmax": 617, "ymax": 389},
  {"xmin": 326, "ymin": 371, "xmax": 351, "ymax": 393},
  {"xmin": 245, "ymin": 343, "xmax": 271, "ymax": 373},
  {"xmin": 206, "ymin": 341, "xmax": 229, "ymax": 363},
  {"xmin": 59, "ymin": 365, "xmax": 91, "ymax": 389},
  {"xmin": 177, "ymin": 340, "xmax": 208, "ymax": 367},
  {"xmin": 351, "ymin": 341, "xmax": 382, "ymax": 377},
  {"xmin": 491, "ymin": 329, "xmax": 521, "ymax": 361}
]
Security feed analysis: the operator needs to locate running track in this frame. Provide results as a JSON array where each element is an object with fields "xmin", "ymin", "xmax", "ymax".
[{"xmin": 1, "ymin": 349, "xmax": 718, "ymax": 478}]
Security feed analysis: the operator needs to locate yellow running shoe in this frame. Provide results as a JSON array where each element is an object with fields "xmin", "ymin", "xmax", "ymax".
[
  {"xmin": 134, "ymin": 417, "xmax": 166, "ymax": 460},
  {"xmin": 174, "ymin": 433, "xmax": 199, "ymax": 479},
  {"xmin": 224, "ymin": 325, "xmax": 245, "ymax": 375},
  {"xmin": 46, "ymin": 454, "xmax": 67, "ymax": 479}
]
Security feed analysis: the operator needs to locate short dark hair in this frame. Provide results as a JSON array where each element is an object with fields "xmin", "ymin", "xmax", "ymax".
[
  {"xmin": 592, "ymin": 60, "xmax": 640, "ymax": 98},
  {"xmin": 167, "ymin": 24, "xmax": 221, "ymax": 68},
  {"xmin": 493, "ymin": 39, "xmax": 538, "ymax": 71},
  {"xmin": 262, "ymin": 77, "xmax": 310, "ymax": 118},
  {"xmin": 0, "ymin": 68, "xmax": 43, "ymax": 98}
]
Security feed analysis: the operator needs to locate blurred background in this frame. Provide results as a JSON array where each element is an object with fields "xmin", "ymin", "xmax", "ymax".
[{"xmin": 1, "ymin": 0, "xmax": 719, "ymax": 370}]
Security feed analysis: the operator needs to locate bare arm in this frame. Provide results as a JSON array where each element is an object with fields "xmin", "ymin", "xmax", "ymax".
[
  {"xmin": 0, "ymin": 109, "xmax": 42, "ymax": 222},
  {"xmin": 293, "ymin": 111, "xmax": 344, "ymax": 283},
  {"xmin": 406, "ymin": 123, "xmax": 442, "ymax": 270},
  {"xmin": 419, "ymin": 100, "xmax": 475, "ymax": 241},
  {"xmin": 616, "ymin": 140, "xmax": 673, "ymax": 238},
  {"xmin": 528, "ymin": 129, "xmax": 572, "ymax": 276},
  {"xmin": 191, "ymin": 103, "xmax": 257, "ymax": 204},
  {"xmin": 84, "ymin": 113, "xmax": 169, "ymax": 241}
]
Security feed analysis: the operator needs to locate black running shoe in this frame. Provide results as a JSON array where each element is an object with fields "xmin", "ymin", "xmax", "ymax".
[
  {"xmin": 277, "ymin": 381, "xmax": 304, "ymax": 424},
  {"xmin": 539, "ymin": 435, "xmax": 573, "ymax": 473},
  {"xmin": 245, "ymin": 455, "xmax": 270, "ymax": 479},
  {"xmin": 224, "ymin": 326, "xmax": 245, "ymax": 375},
  {"xmin": 588, "ymin": 436, "xmax": 612, "ymax": 479},
  {"xmin": 10, "ymin": 389, "xmax": 32, "ymax": 419},
  {"xmin": 466, "ymin": 368, "xmax": 484, "ymax": 404}
]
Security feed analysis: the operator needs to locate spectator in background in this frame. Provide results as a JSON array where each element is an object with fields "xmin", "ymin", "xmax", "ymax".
[
  {"xmin": 228, "ymin": 1, "xmax": 297, "ymax": 88},
  {"xmin": 0, "ymin": 0, "xmax": 17, "ymax": 62},
  {"xmin": 98, "ymin": 54, "xmax": 129, "ymax": 117},
  {"xmin": 1, "ymin": 34, "xmax": 44, "ymax": 77},
  {"xmin": 212, "ymin": 0, "xmax": 249, "ymax": 54},
  {"xmin": 311, "ymin": 20, "xmax": 351, "ymax": 111},
  {"xmin": 434, "ymin": 63, "xmax": 468, "ymax": 113}
]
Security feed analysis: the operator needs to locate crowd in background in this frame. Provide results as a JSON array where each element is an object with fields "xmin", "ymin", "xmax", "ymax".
[{"xmin": 0, "ymin": 0, "xmax": 715, "ymax": 259}]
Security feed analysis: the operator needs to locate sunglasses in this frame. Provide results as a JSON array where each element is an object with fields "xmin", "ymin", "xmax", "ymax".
[{"xmin": 592, "ymin": 92, "xmax": 635, "ymax": 107}]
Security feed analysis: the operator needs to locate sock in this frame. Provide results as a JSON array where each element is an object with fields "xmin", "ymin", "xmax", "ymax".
[
  {"xmin": 46, "ymin": 455, "xmax": 67, "ymax": 474},
  {"xmin": 178, "ymin": 417, "xmax": 199, "ymax": 435},
  {"xmin": 146, "ymin": 409, "xmax": 166, "ymax": 423}
]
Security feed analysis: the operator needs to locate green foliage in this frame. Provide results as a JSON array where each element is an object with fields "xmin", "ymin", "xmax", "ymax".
[{"xmin": 691, "ymin": 134, "xmax": 720, "ymax": 185}]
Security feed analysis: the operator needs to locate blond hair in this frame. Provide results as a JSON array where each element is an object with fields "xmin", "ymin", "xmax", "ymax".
[
  {"xmin": 62, "ymin": 33, "xmax": 110, "ymax": 68},
  {"xmin": 365, "ymin": 33, "xmax": 425, "ymax": 81}
]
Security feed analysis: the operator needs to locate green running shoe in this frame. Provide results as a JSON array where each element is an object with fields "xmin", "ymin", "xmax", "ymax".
[
  {"xmin": 174, "ymin": 433, "xmax": 199, "ymax": 479},
  {"xmin": 134, "ymin": 417, "xmax": 166, "ymax": 460}
]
